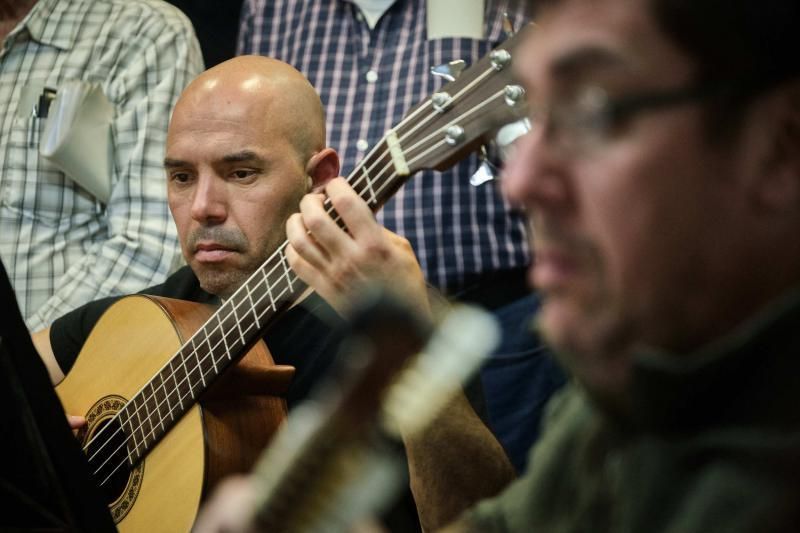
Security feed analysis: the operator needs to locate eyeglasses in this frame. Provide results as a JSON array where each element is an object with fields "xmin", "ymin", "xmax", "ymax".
[{"xmin": 527, "ymin": 82, "xmax": 721, "ymax": 158}]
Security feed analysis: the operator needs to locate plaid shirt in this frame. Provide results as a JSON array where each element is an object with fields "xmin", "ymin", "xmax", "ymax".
[
  {"xmin": 0, "ymin": 0, "xmax": 203, "ymax": 329},
  {"xmin": 238, "ymin": 0, "xmax": 531, "ymax": 292}
]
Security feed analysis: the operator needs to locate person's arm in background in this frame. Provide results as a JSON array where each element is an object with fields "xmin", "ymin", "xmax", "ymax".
[
  {"xmin": 286, "ymin": 178, "xmax": 515, "ymax": 531},
  {"xmin": 31, "ymin": 291, "xmax": 123, "ymax": 385},
  {"xmin": 26, "ymin": 6, "xmax": 204, "ymax": 330},
  {"xmin": 404, "ymin": 393, "xmax": 515, "ymax": 531},
  {"xmin": 31, "ymin": 327, "xmax": 86, "ymax": 432},
  {"xmin": 30, "ymin": 327, "xmax": 62, "ymax": 385}
]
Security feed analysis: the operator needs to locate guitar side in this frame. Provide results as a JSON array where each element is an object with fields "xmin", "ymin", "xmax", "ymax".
[{"xmin": 56, "ymin": 295, "xmax": 292, "ymax": 532}]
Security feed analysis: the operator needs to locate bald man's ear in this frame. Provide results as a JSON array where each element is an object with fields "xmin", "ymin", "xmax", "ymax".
[{"xmin": 305, "ymin": 148, "xmax": 340, "ymax": 193}]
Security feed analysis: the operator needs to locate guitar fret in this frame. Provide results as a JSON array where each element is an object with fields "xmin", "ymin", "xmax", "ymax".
[
  {"xmin": 158, "ymin": 369, "xmax": 175, "ymax": 422},
  {"xmin": 361, "ymin": 165, "xmax": 377, "ymax": 206},
  {"xmin": 133, "ymin": 397, "xmax": 148, "ymax": 459},
  {"xmin": 262, "ymin": 268, "xmax": 276, "ymax": 311},
  {"xmin": 206, "ymin": 324, "xmax": 219, "ymax": 373},
  {"xmin": 179, "ymin": 347, "xmax": 195, "ymax": 400},
  {"xmin": 231, "ymin": 300, "xmax": 246, "ymax": 345},
  {"xmin": 121, "ymin": 406, "xmax": 141, "ymax": 463},
  {"xmin": 191, "ymin": 337, "xmax": 207, "ymax": 387},
  {"xmin": 125, "ymin": 426, "xmax": 137, "ymax": 465},
  {"xmin": 141, "ymin": 391, "xmax": 156, "ymax": 450},
  {"xmin": 217, "ymin": 313, "xmax": 231, "ymax": 361},
  {"xmin": 168, "ymin": 357, "xmax": 185, "ymax": 411},
  {"xmin": 150, "ymin": 381, "xmax": 165, "ymax": 432},
  {"xmin": 281, "ymin": 254, "xmax": 293, "ymax": 292},
  {"xmin": 246, "ymin": 282, "xmax": 261, "ymax": 330}
]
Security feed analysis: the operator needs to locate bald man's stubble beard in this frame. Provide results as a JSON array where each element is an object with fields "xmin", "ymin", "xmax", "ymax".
[{"xmin": 187, "ymin": 225, "xmax": 273, "ymax": 300}]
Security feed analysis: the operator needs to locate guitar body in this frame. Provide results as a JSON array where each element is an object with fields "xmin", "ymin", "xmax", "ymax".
[{"xmin": 56, "ymin": 295, "xmax": 293, "ymax": 532}]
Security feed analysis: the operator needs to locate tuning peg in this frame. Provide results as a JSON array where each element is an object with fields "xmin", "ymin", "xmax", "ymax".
[
  {"xmin": 502, "ymin": 11, "xmax": 515, "ymax": 39},
  {"xmin": 469, "ymin": 155, "xmax": 498, "ymax": 187},
  {"xmin": 469, "ymin": 118, "xmax": 531, "ymax": 186},
  {"xmin": 430, "ymin": 60, "xmax": 466, "ymax": 82},
  {"xmin": 496, "ymin": 117, "xmax": 531, "ymax": 160},
  {"xmin": 470, "ymin": 155, "xmax": 499, "ymax": 187}
]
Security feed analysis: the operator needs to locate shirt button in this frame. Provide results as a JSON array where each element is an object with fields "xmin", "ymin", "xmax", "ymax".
[
  {"xmin": 356, "ymin": 139, "xmax": 369, "ymax": 151},
  {"xmin": 365, "ymin": 70, "xmax": 378, "ymax": 83}
]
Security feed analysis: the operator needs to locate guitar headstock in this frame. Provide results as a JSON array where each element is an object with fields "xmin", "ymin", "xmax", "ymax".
[
  {"xmin": 342, "ymin": 25, "xmax": 533, "ymax": 214},
  {"xmin": 395, "ymin": 25, "xmax": 532, "ymax": 175}
]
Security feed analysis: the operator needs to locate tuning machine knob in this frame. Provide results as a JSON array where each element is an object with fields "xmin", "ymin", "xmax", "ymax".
[
  {"xmin": 469, "ymin": 118, "xmax": 531, "ymax": 186},
  {"xmin": 445, "ymin": 124, "xmax": 465, "ymax": 146},
  {"xmin": 504, "ymin": 84, "xmax": 525, "ymax": 107},
  {"xmin": 430, "ymin": 59, "xmax": 466, "ymax": 83}
]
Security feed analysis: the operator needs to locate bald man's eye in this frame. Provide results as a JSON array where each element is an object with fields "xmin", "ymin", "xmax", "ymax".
[
  {"xmin": 169, "ymin": 171, "xmax": 192, "ymax": 184},
  {"xmin": 231, "ymin": 169, "xmax": 257, "ymax": 180}
]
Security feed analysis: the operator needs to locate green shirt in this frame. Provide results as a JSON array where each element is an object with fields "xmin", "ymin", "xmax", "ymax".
[{"xmin": 467, "ymin": 289, "xmax": 800, "ymax": 532}]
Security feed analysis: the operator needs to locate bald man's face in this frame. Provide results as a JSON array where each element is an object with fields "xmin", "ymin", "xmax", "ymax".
[{"xmin": 165, "ymin": 79, "xmax": 309, "ymax": 299}]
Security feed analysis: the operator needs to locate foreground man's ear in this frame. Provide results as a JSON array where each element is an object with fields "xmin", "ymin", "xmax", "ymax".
[
  {"xmin": 750, "ymin": 80, "xmax": 800, "ymax": 214},
  {"xmin": 306, "ymin": 148, "xmax": 341, "ymax": 192}
]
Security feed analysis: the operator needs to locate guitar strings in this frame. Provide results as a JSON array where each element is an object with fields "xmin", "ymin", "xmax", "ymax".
[{"xmin": 85, "ymin": 78, "xmax": 515, "ymax": 488}]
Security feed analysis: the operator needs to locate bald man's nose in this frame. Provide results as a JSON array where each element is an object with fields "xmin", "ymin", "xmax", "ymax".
[{"xmin": 190, "ymin": 174, "xmax": 228, "ymax": 223}]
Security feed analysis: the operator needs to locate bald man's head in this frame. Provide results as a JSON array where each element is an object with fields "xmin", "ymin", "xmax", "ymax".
[
  {"xmin": 164, "ymin": 56, "xmax": 339, "ymax": 299},
  {"xmin": 172, "ymin": 55, "xmax": 327, "ymax": 165}
]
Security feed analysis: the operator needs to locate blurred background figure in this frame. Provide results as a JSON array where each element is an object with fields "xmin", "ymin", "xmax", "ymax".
[
  {"xmin": 165, "ymin": 0, "xmax": 244, "ymax": 68},
  {"xmin": 0, "ymin": 0, "xmax": 203, "ymax": 330}
]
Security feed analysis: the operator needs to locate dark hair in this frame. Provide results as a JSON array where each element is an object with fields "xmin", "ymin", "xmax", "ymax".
[
  {"xmin": 652, "ymin": 1, "xmax": 799, "ymax": 84},
  {"xmin": 535, "ymin": 0, "xmax": 800, "ymax": 135},
  {"xmin": 651, "ymin": 0, "xmax": 800, "ymax": 135}
]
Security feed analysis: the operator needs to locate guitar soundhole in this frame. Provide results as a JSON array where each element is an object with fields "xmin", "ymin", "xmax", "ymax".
[
  {"xmin": 86, "ymin": 417, "xmax": 132, "ymax": 503},
  {"xmin": 83, "ymin": 395, "xmax": 144, "ymax": 524}
]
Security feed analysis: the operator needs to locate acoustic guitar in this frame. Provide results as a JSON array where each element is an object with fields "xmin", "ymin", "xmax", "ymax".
[{"xmin": 56, "ymin": 25, "xmax": 530, "ymax": 532}]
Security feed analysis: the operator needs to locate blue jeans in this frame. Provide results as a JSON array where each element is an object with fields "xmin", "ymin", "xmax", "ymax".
[{"xmin": 479, "ymin": 292, "xmax": 566, "ymax": 473}]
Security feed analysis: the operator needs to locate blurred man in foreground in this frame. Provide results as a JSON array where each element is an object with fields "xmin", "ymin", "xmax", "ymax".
[
  {"xmin": 283, "ymin": 0, "xmax": 800, "ymax": 530},
  {"xmin": 197, "ymin": 0, "xmax": 800, "ymax": 529}
]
